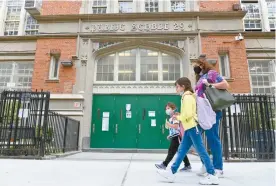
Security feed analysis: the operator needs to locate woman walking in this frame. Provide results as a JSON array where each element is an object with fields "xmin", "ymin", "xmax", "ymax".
[
  {"xmin": 157, "ymin": 77, "xmax": 219, "ymax": 185},
  {"xmin": 194, "ymin": 54, "xmax": 229, "ymax": 178},
  {"xmin": 155, "ymin": 102, "xmax": 191, "ymax": 171}
]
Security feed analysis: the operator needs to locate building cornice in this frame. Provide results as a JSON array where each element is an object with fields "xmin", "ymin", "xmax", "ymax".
[
  {"xmin": 34, "ymin": 11, "xmax": 246, "ymax": 22},
  {"xmin": 244, "ymin": 32, "xmax": 275, "ymax": 39},
  {"xmin": 0, "ymin": 35, "xmax": 77, "ymax": 41}
]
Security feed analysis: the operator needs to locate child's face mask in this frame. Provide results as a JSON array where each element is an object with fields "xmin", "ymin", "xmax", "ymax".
[{"xmin": 166, "ymin": 109, "xmax": 173, "ymax": 115}]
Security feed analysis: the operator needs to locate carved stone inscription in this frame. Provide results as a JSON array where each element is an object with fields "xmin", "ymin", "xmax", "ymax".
[{"xmin": 83, "ymin": 21, "xmax": 195, "ymax": 33}]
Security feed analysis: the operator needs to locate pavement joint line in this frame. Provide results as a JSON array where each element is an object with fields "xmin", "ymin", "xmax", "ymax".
[{"xmin": 120, "ymin": 153, "xmax": 134, "ymax": 186}]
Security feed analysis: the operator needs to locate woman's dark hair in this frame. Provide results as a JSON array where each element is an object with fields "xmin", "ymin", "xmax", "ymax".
[
  {"xmin": 175, "ymin": 77, "xmax": 194, "ymax": 93},
  {"xmin": 166, "ymin": 102, "xmax": 176, "ymax": 110},
  {"xmin": 195, "ymin": 54, "xmax": 214, "ymax": 75}
]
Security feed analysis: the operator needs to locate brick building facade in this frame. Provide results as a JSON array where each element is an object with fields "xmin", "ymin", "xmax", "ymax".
[{"xmin": 0, "ymin": 0, "xmax": 275, "ymax": 149}]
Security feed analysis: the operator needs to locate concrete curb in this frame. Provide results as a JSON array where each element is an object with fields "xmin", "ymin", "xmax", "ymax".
[
  {"xmin": 0, "ymin": 151, "xmax": 81, "ymax": 160},
  {"xmin": 82, "ymin": 148, "xmax": 168, "ymax": 153}
]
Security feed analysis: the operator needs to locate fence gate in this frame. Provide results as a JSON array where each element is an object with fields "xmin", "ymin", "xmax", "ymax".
[
  {"xmin": 221, "ymin": 94, "xmax": 275, "ymax": 161},
  {"xmin": 0, "ymin": 91, "xmax": 50, "ymax": 156}
]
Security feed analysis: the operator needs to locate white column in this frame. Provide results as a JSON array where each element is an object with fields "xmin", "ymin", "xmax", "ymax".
[
  {"xmin": 192, "ymin": 0, "xmax": 199, "ymax": 11},
  {"xmin": 106, "ymin": 0, "xmax": 111, "ymax": 13},
  {"xmin": 114, "ymin": 52, "xmax": 119, "ymax": 82},
  {"xmin": 159, "ymin": 0, "xmax": 164, "ymax": 12},
  {"xmin": 136, "ymin": 48, "xmax": 141, "ymax": 82},
  {"xmin": 110, "ymin": 0, "xmax": 119, "ymax": 13},
  {"xmin": 133, "ymin": 0, "xmax": 137, "ymax": 12},
  {"xmin": 164, "ymin": 0, "xmax": 170, "ymax": 12},
  {"xmin": 260, "ymin": 0, "xmax": 270, "ymax": 32},
  {"xmin": 0, "ymin": 0, "xmax": 7, "ymax": 36},
  {"xmin": 158, "ymin": 51, "xmax": 162, "ymax": 82},
  {"xmin": 18, "ymin": 6, "xmax": 26, "ymax": 35},
  {"xmin": 140, "ymin": 0, "xmax": 145, "ymax": 12}
]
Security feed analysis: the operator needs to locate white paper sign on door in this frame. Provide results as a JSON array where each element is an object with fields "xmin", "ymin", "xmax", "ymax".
[
  {"xmin": 151, "ymin": 119, "xmax": 156, "ymax": 127},
  {"xmin": 126, "ymin": 104, "xmax": 131, "ymax": 111},
  {"xmin": 102, "ymin": 117, "xmax": 109, "ymax": 131},
  {"xmin": 103, "ymin": 112, "xmax": 110, "ymax": 118},
  {"xmin": 126, "ymin": 111, "xmax": 132, "ymax": 118},
  {"xmin": 148, "ymin": 111, "xmax": 155, "ymax": 117}
]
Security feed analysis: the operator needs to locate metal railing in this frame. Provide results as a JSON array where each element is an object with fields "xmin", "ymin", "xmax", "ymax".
[
  {"xmin": 45, "ymin": 112, "xmax": 80, "ymax": 155},
  {"xmin": 220, "ymin": 94, "xmax": 275, "ymax": 161},
  {"xmin": 0, "ymin": 91, "xmax": 79, "ymax": 157}
]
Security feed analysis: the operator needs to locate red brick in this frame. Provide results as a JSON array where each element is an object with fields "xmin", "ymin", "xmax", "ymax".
[
  {"xmin": 41, "ymin": 0, "xmax": 82, "ymax": 15},
  {"xmin": 201, "ymin": 35, "xmax": 251, "ymax": 93},
  {"xmin": 199, "ymin": 0, "xmax": 240, "ymax": 12},
  {"xmin": 32, "ymin": 38, "xmax": 77, "ymax": 93}
]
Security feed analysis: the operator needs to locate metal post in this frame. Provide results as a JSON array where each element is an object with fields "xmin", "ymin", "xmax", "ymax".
[
  {"xmin": 63, "ymin": 118, "xmax": 68, "ymax": 153},
  {"xmin": 39, "ymin": 92, "xmax": 50, "ymax": 157},
  {"xmin": 222, "ymin": 109, "xmax": 229, "ymax": 160},
  {"xmin": 76, "ymin": 121, "xmax": 80, "ymax": 151}
]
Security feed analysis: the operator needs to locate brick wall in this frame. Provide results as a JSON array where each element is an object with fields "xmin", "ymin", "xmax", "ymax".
[
  {"xmin": 201, "ymin": 35, "xmax": 251, "ymax": 93},
  {"xmin": 199, "ymin": 0, "xmax": 240, "ymax": 11},
  {"xmin": 32, "ymin": 39, "xmax": 77, "ymax": 93},
  {"xmin": 41, "ymin": 0, "xmax": 82, "ymax": 15}
]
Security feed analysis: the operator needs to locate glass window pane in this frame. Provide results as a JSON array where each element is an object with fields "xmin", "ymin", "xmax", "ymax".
[
  {"xmin": 118, "ymin": 49, "xmax": 136, "ymax": 81},
  {"xmin": 96, "ymin": 54, "xmax": 115, "ymax": 81},
  {"xmin": 242, "ymin": 3, "xmax": 262, "ymax": 30},
  {"xmin": 171, "ymin": 1, "xmax": 186, "ymax": 12},
  {"xmin": 119, "ymin": 1, "xmax": 133, "ymax": 13},
  {"xmin": 145, "ymin": 0, "xmax": 158, "ymax": 12},
  {"xmin": 140, "ymin": 49, "xmax": 158, "ymax": 81},
  {"xmin": 0, "ymin": 61, "xmax": 33, "ymax": 92},
  {"xmin": 162, "ymin": 53, "xmax": 180, "ymax": 81},
  {"xmin": 248, "ymin": 60, "xmax": 275, "ymax": 95}
]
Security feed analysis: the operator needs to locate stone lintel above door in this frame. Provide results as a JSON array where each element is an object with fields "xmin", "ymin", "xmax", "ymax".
[{"xmin": 93, "ymin": 83, "xmax": 177, "ymax": 94}]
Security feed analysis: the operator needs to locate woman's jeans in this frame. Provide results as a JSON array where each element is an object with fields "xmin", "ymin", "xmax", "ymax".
[
  {"xmin": 201, "ymin": 111, "xmax": 223, "ymax": 170},
  {"xmin": 171, "ymin": 126, "xmax": 215, "ymax": 175}
]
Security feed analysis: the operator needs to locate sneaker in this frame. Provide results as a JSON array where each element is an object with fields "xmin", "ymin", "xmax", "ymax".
[
  {"xmin": 197, "ymin": 164, "xmax": 207, "ymax": 177},
  {"xmin": 179, "ymin": 165, "xmax": 192, "ymax": 172},
  {"xmin": 155, "ymin": 163, "xmax": 166, "ymax": 170},
  {"xmin": 199, "ymin": 174, "xmax": 219, "ymax": 185},
  {"xmin": 215, "ymin": 169, "xmax": 224, "ymax": 178},
  {"xmin": 157, "ymin": 169, "xmax": 176, "ymax": 183}
]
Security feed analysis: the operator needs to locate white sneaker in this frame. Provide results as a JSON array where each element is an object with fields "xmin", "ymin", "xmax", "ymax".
[
  {"xmin": 215, "ymin": 169, "xmax": 224, "ymax": 178},
  {"xmin": 197, "ymin": 164, "xmax": 207, "ymax": 177},
  {"xmin": 157, "ymin": 169, "xmax": 176, "ymax": 183},
  {"xmin": 199, "ymin": 174, "xmax": 219, "ymax": 185}
]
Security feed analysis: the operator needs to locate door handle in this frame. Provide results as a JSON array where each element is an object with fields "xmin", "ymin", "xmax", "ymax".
[
  {"xmin": 138, "ymin": 124, "xmax": 141, "ymax": 134},
  {"xmin": 115, "ymin": 124, "xmax": 118, "ymax": 134},
  {"xmin": 142, "ymin": 109, "xmax": 146, "ymax": 120},
  {"xmin": 92, "ymin": 124, "xmax": 95, "ymax": 133},
  {"xmin": 162, "ymin": 125, "xmax": 165, "ymax": 134},
  {"xmin": 97, "ymin": 109, "xmax": 100, "ymax": 120},
  {"xmin": 120, "ymin": 109, "xmax": 123, "ymax": 120}
]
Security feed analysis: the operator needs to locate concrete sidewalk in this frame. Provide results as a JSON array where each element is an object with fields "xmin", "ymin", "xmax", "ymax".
[{"xmin": 0, "ymin": 152, "xmax": 274, "ymax": 186}]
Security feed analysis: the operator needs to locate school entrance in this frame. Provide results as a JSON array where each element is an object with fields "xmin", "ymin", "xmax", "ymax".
[{"xmin": 90, "ymin": 95, "xmax": 181, "ymax": 149}]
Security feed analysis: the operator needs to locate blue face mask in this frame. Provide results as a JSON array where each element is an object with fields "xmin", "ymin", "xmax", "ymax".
[{"xmin": 166, "ymin": 109, "xmax": 173, "ymax": 115}]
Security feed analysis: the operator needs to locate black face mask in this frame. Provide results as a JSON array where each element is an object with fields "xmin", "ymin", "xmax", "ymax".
[{"xmin": 194, "ymin": 66, "xmax": 202, "ymax": 74}]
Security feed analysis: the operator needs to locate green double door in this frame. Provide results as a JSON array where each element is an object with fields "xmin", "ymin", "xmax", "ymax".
[{"xmin": 91, "ymin": 95, "xmax": 180, "ymax": 149}]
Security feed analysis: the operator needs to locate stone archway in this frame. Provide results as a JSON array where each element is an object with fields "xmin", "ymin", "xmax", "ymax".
[{"xmin": 77, "ymin": 37, "xmax": 199, "ymax": 148}]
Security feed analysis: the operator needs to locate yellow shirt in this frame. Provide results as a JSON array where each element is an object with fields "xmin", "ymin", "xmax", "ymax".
[{"xmin": 176, "ymin": 91, "xmax": 198, "ymax": 131}]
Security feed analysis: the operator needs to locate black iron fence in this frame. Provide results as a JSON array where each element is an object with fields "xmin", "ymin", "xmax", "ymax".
[
  {"xmin": 220, "ymin": 94, "xmax": 275, "ymax": 161},
  {"xmin": 0, "ymin": 91, "xmax": 80, "ymax": 157},
  {"xmin": 45, "ymin": 111, "xmax": 80, "ymax": 155}
]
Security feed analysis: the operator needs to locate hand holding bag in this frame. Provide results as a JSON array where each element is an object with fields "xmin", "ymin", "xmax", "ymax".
[{"xmin": 205, "ymin": 86, "xmax": 236, "ymax": 111}]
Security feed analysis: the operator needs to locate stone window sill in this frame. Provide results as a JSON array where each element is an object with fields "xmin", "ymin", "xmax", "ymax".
[
  {"xmin": 45, "ymin": 79, "xmax": 59, "ymax": 83},
  {"xmin": 225, "ymin": 78, "xmax": 235, "ymax": 82}
]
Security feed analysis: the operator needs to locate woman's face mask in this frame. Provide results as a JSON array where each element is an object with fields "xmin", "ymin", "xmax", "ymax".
[
  {"xmin": 166, "ymin": 108, "xmax": 173, "ymax": 115},
  {"xmin": 194, "ymin": 66, "xmax": 202, "ymax": 74}
]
